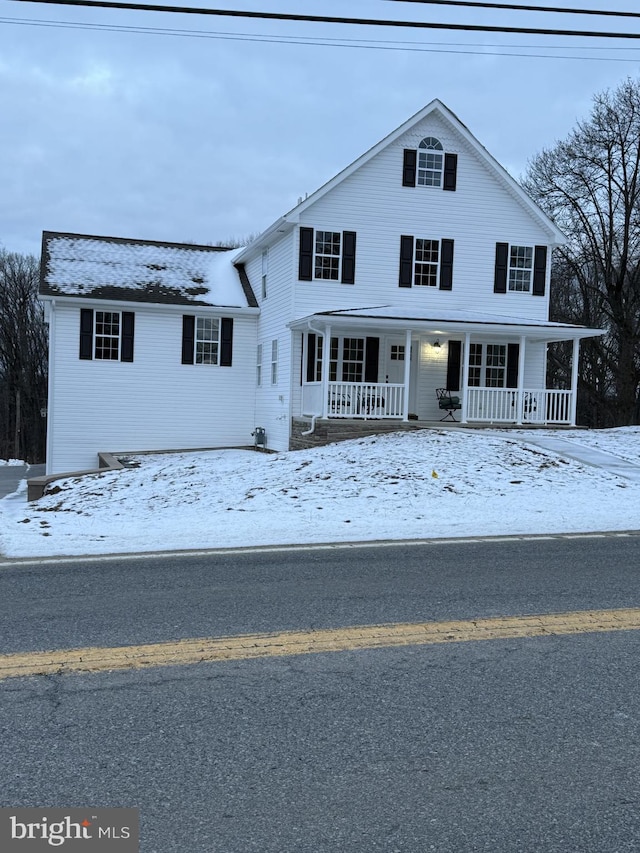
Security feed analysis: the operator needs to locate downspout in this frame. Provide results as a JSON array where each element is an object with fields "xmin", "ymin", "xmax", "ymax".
[{"xmin": 300, "ymin": 320, "xmax": 326, "ymax": 436}]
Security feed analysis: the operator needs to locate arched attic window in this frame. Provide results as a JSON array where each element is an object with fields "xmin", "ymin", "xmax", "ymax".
[{"xmin": 417, "ymin": 137, "xmax": 444, "ymax": 187}]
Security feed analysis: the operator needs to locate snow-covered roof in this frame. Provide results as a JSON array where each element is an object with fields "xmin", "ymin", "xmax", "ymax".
[{"xmin": 40, "ymin": 232, "xmax": 258, "ymax": 308}]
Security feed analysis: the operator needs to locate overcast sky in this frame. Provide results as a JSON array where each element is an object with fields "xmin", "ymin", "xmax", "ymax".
[{"xmin": 2, "ymin": 0, "xmax": 639, "ymax": 257}]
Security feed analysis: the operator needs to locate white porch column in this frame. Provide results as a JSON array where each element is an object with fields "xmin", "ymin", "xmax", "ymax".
[
  {"xmin": 515, "ymin": 335, "xmax": 526, "ymax": 425},
  {"xmin": 461, "ymin": 332, "xmax": 471, "ymax": 423},
  {"xmin": 402, "ymin": 329, "xmax": 412, "ymax": 421},
  {"xmin": 321, "ymin": 324, "xmax": 331, "ymax": 419},
  {"xmin": 570, "ymin": 337, "xmax": 580, "ymax": 425}
]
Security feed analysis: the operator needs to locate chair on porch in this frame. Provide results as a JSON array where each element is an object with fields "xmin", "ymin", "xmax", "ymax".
[{"xmin": 436, "ymin": 388, "xmax": 462, "ymax": 422}]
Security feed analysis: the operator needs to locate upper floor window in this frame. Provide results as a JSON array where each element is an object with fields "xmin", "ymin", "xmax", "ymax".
[
  {"xmin": 508, "ymin": 246, "xmax": 533, "ymax": 292},
  {"xmin": 261, "ymin": 249, "xmax": 268, "ymax": 300},
  {"xmin": 418, "ymin": 137, "xmax": 444, "ymax": 187},
  {"xmin": 399, "ymin": 236, "xmax": 454, "ymax": 290},
  {"xmin": 403, "ymin": 141, "xmax": 457, "ymax": 191},
  {"xmin": 315, "ymin": 231, "xmax": 341, "ymax": 280},
  {"xmin": 298, "ymin": 227, "xmax": 356, "ymax": 284},
  {"xmin": 79, "ymin": 308, "xmax": 135, "ymax": 362},
  {"xmin": 494, "ymin": 243, "xmax": 547, "ymax": 296}
]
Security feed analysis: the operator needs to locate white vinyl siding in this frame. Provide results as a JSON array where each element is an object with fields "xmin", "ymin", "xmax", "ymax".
[
  {"xmin": 45, "ymin": 303, "xmax": 257, "ymax": 474},
  {"xmin": 293, "ymin": 112, "xmax": 551, "ymax": 323}
]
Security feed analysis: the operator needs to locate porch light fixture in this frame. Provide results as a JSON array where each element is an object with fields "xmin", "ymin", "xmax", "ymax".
[{"xmin": 432, "ymin": 339, "xmax": 441, "ymax": 349}]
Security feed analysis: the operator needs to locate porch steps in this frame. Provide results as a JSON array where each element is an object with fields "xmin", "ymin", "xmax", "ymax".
[
  {"xmin": 289, "ymin": 417, "xmax": 573, "ymax": 451},
  {"xmin": 290, "ymin": 417, "xmax": 428, "ymax": 450}
]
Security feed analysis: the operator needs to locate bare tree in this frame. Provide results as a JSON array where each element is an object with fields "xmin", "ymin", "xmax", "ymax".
[
  {"xmin": 0, "ymin": 250, "xmax": 47, "ymax": 462},
  {"xmin": 523, "ymin": 77, "xmax": 640, "ymax": 425}
]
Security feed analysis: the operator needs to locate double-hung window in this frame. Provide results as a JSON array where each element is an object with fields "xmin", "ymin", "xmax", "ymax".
[
  {"xmin": 468, "ymin": 343, "xmax": 506, "ymax": 387},
  {"xmin": 417, "ymin": 137, "xmax": 444, "ymax": 187},
  {"xmin": 195, "ymin": 317, "xmax": 220, "ymax": 364},
  {"xmin": 414, "ymin": 239, "xmax": 440, "ymax": 287},
  {"xmin": 271, "ymin": 340, "xmax": 278, "ymax": 385},
  {"xmin": 494, "ymin": 243, "xmax": 547, "ymax": 295},
  {"xmin": 508, "ymin": 246, "xmax": 533, "ymax": 292},
  {"xmin": 256, "ymin": 343, "xmax": 263, "ymax": 386},
  {"xmin": 181, "ymin": 315, "xmax": 234, "ymax": 366},
  {"xmin": 314, "ymin": 231, "xmax": 341, "ymax": 280},
  {"xmin": 298, "ymin": 227, "xmax": 357, "ymax": 284},
  {"xmin": 95, "ymin": 311, "xmax": 120, "ymax": 360},
  {"xmin": 79, "ymin": 308, "xmax": 135, "ymax": 362},
  {"xmin": 402, "ymin": 138, "xmax": 457, "ymax": 191},
  {"xmin": 399, "ymin": 236, "xmax": 454, "ymax": 290}
]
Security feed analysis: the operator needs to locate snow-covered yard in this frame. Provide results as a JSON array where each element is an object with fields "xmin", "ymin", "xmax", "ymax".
[{"xmin": 1, "ymin": 428, "xmax": 639, "ymax": 559}]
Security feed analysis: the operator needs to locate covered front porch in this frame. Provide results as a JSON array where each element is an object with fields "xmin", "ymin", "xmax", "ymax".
[{"xmin": 291, "ymin": 307, "xmax": 603, "ymax": 428}]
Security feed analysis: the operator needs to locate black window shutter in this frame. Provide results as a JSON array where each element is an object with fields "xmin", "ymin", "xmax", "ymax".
[
  {"xmin": 299, "ymin": 227, "xmax": 314, "ymax": 281},
  {"xmin": 79, "ymin": 308, "xmax": 93, "ymax": 360},
  {"xmin": 506, "ymin": 343, "xmax": 520, "ymax": 388},
  {"xmin": 443, "ymin": 153, "xmax": 458, "ymax": 191},
  {"xmin": 399, "ymin": 236, "xmax": 414, "ymax": 287},
  {"xmin": 446, "ymin": 340, "xmax": 462, "ymax": 392},
  {"xmin": 533, "ymin": 245, "xmax": 547, "ymax": 296},
  {"xmin": 439, "ymin": 239, "xmax": 454, "ymax": 290},
  {"xmin": 306, "ymin": 333, "xmax": 316, "ymax": 382},
  {"xmin": 341, "ymin": 231, "xmax": 357, "ymax": 284},
  {"xmin": 181, "ymin": 315, "xmax": 195, "ymax": 364},
  {"xmin": 364, "ymin": 337, "xmax": 379, "ymax": 383},
  {"xmin": 402, "ymin": 149, "xmax": 417, "ymax": 187},
  {"xmin": 120, "ymin": 312, "xmax": 135, "ymax": 362},
  {"xmin": 494, "ymin": 243, "xmax": 508, "ymax": 293},
  {"xmin": 220, "ymin": 318, "xmax": 233, "ymax": 366}
]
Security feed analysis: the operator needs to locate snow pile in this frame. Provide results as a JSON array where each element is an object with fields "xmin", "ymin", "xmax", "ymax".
[{"xmin": 1, "ymin": 428, "xmax": 639, "ymax": 559}]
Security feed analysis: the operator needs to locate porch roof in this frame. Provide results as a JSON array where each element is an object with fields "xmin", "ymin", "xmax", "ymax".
[{"xmin": 289, "ymin": 305, "xmax": 604, "ymax": 342}]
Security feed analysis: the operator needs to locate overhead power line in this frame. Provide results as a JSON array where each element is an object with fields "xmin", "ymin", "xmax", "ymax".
[
  {"xmin": 9, "ymin": 0, "xmax": 640, "ymax": 40},
  {"xmin": 4, "ymin": 13, "xmax": 640, "ymax": 62},
  {"xmin": 383, "ymin": 0, "xmax": 640, "ymax": 20}
]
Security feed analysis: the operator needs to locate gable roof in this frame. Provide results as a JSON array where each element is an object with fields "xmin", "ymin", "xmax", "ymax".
[
  {"xmin": 235, "ymin": 98, "xmax": 565, "ymax": 261},
  {"xmin": 40, "ymin": 231, "xmax": 258, "ymax": 309}
]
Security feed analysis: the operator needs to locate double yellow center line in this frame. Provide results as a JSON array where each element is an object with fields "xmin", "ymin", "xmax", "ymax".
[{"xmin": 2, "ymin": 607, "xmax": 640, "ymax": 681}]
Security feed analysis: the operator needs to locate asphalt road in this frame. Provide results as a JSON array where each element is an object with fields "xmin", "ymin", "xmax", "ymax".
[{"xmin": 1, "ymin": 536, "xmax": 640, "ymax": 852}]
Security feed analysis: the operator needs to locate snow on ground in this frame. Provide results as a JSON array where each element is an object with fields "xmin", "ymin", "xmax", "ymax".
[
  {"xmin": 0, "ymin": 459, "xmax": 25, "ymax": 466},
  {"xmin": 1, "ymin": 428, "xmax": 639, "ymax": 559}
]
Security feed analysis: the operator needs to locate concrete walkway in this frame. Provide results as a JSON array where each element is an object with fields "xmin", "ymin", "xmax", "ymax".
[
  {"xmin": 0, "ymin": 464, "xmax": 45, "ymax": 499},
  {"xmin": 506, "ymin": 435, "xmax": 640, "ymax": 484}
]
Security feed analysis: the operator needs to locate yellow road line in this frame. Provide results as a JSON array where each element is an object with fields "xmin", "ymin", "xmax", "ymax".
[{"xmin": 2, "ymin": 608, "xmax": 640, "ymax": 680}]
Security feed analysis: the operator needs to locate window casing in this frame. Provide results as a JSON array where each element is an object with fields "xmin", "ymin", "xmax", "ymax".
[
  {"xmin": 468, "ymin": 343, "xmax": 507, "ymax": 387},
  {"xmin": 80, "ymin": 308, "xmax": 134, "ymax": 362},
  {"xmin": 94, "ymin": 311, "xmax": 120, "ymax": 360},
  {"xmin": 417, "ymin": 137, "xmax": 444, "ymax": 187},
  {"xmin": 195, "ymin": 317, "xmax": 220, "ymax": 364},
  {"xmin": 261, "ymin": 249, "xmax": 268, "ymax": 300},
  {"xmin": 256, "ymin": 343, "xmax": 263, "ymax": 386},
  {"xmin": 271, "ymin": 339, "xmax": 278, "ymax": 385},
  {"xmin": 414, "ymin": 239, "xmax": 440, "ymax": 287},
  {"xmin": 314, "ymin": 231, "xmax": 341, "ymax": 280},
  {"xmin": 508, "ymin": 246, "xmax": 533, "ymax": 292},
  {"xmin": 329, "ymin": 337, "xmax": 365, "ymax": 383}
]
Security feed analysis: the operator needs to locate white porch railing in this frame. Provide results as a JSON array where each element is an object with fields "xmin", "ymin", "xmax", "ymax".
[
  {"xmin": 327, "ymin": 382, "xmax": 405, "ymax": 418},
  {"xmin": 466, "ymin": 388, "xmax": 573, "ymax": 424}
]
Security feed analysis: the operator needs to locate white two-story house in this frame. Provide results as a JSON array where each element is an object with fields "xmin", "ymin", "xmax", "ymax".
[{"xmin": 39, "ymin": 99, "xmax": 602, "ymax": 475}]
